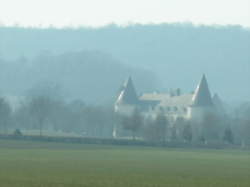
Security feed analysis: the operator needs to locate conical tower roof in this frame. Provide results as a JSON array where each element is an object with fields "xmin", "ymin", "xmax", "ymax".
[
  {"xmin": 192, "ymin": 74, "xmax": 213, "ymax": 107},
  {"xmin": 116, "ymin": 76, "xmax": 138, "ymax": 105}
]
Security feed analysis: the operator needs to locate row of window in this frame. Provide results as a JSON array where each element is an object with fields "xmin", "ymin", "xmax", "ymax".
[{"xmin": 158, "ymin": 106, "xmax": 187, "ymax": 113}]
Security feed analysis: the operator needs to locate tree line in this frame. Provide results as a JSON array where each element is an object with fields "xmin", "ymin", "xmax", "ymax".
[
  {"xmin": 115, "ymin": 107, "xmax": 250, "ymax": 147},
  {"xmin": 0, "ymin": 96, "xmax": 114, "ymax": 138},
  {"xmin": 0, "ymin": 94, "xmax": 249, "ymax": 147}
]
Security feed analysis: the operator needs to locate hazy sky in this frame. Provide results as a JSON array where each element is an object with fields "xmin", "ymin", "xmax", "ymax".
[{"xmin": 0, "ymin": 0, "xmax": 249, "ymax": 27}]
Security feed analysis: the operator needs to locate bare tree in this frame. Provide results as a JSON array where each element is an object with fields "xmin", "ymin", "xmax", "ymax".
[
  {"xmin": 14, "ymin": 101, "xmax": 33, "ymax": 130},
  {"xmin": 201, "ymin": 112, "xmax": 223, "ymax": 143},
  {"xmin": 182, "ymin": 122, "xmax": 193, "ymax": 143},
  {"xmin": 239, "ymin": 118, "xmax": 250, "ymax": 147},
  {"xmin": 0, "ymin": 98, "xmax": 12, "ymax": 135},
  {"xmin": 121, "ymin": 108, "xmax": 143, "ymax": 140},
  {"xmin": 230, "ymin": 103, "xmax": 248, "ymax": 147},
  {"xmin": 28, "ymin": 96, "xmax": 52, "ymax": 136},
  {"xmin": 154, "ymin": 113, "xmax": 168, "ymax": 143},
  {"xmin": 174, "ymin": 117, "xmax": 186, "ymax": 141},
  {"xmin": 143, "ymin": 113, "xmax": 168, "ymax": 143}
]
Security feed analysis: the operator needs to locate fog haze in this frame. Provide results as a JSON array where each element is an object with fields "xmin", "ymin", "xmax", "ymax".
[{"xmin": 0, "ymin": 24, "xmax": 249, "ymax": 103}]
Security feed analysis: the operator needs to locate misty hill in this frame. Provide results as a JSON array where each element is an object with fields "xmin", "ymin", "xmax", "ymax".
[
  {"xmin": 0, "ymin": 24, "xmax": 249, "ymax": 102},
  {"xmin": 0, "ymin": 51, "xmax": 156, "ymax": 104}
]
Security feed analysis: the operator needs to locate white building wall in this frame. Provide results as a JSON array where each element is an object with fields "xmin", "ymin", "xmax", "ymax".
[
  {"xmin": 188, "ymin": 106, "xmax": 215, "ymax": 122},
  {"xmin": 114, "ymin": 103, "xmax": 136, "ymax": 117}
]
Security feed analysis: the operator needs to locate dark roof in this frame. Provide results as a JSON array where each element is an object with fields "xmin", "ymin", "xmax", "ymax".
[
  {"xmin": 192, "ymin": 74, "xmax": 213, "ymax": 107},
  {"xmin": 116, "ymin": 77, "xmax": 138, "ymax": 104}
]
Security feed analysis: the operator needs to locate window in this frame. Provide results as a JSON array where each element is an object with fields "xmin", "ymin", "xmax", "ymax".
[
  {"xmin": 183, "ymin": 107, "xmax": 187, "ymax": 113},
  {"xmin": 159, "ymin": 106, "xmax": 164, "ymax": 112}
]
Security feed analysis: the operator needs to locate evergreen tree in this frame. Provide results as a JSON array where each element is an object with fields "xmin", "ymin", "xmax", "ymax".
[
  {"xmin": 223, "ymin": 127, "xmax": 234, "ymax": 144},
  {"xmin": 182, "ymin": 123, "xmax": 192, "ymax": 143},
  {"xmin": 122, "ymin": 108, "xmax": 143, "ymax": 140}
]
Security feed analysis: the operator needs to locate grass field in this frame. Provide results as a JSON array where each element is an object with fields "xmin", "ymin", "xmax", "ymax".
[{"xmin": 0, "ymin": 140, "xmax": 249, "ymax": 187}]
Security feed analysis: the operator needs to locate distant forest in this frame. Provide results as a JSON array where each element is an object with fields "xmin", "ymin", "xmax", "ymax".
[{"xmin": 0, "ymin": 24, "xmax": 249, "ymax": 104}]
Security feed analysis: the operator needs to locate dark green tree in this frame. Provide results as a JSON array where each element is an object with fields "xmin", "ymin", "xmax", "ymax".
[
  {"xmin": 122, "ymin": 108, "xmax": 143, "ymax": 140},
  {"xmin": 182, "ymin": 123, "xmax": 193, "ymax": 143},
  {"xmin": 223, "ymin": 127, "xmax": 234, "ymax": 144}
]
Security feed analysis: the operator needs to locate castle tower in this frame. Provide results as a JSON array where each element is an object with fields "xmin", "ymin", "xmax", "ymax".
[
  {"xmin": 114, "ymin": 77, "xmax": 138, "ymax": 116},
  {"xmin": 188, "ymin": 74, "xmax": 214, "ymax": 121}
]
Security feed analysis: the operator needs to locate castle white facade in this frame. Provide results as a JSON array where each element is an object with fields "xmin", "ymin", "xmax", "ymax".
[{"xmin": 114, "ymin": 74, "xmax": 222, "ymax": 123}]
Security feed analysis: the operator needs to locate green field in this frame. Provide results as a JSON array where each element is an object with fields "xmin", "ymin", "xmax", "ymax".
[{"xmin": 0, "ymin": 140, "xmax": 249, "ymax": 187}]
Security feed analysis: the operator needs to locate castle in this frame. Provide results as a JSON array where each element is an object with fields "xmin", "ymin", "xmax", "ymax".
[{"xmin": 114, "ymin": 74, "xmax": 223, "ymax": 123}]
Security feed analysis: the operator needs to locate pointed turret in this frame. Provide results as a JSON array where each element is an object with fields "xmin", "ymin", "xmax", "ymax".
[
  {"xmin": 192, "ymin": 74, "xmax": 213, "ymax": 107},
  {"xmin": 116, "ymin": 77, "xmax": 138, "ymax": 105}
]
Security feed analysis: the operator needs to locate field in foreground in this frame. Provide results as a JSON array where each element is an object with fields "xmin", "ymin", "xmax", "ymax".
[{"xmin": 0, "ymin": 140, "xmax": 249, "ymax": 187}]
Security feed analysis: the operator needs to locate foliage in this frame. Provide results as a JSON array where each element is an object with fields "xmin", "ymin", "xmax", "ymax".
[
  {"xmin": 223, "ymin": 127, "xmax": 234, "ymax": 144},
  {"xmin": 182, "ymin": 123, "xmax": 193, "ymax": 143},
  {"xmin": 13, "ymin": 129, "xmax": 22, "ymax": 137},
  {"xmin": 201, "ymin": 113, "xmax": 223, "ymax": 142},
  {"xmin": 0, "ymin": 86, "xmax": 249, "ymax": 146},
  {"xmin": 121, "ymin": 109, "xmax": 143, "ymax": 140}
]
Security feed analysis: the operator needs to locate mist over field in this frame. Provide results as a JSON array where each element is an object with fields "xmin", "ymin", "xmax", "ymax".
[{"xmin": 0, "ymin": 24, "xmax": 249, "ymax": 103}]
